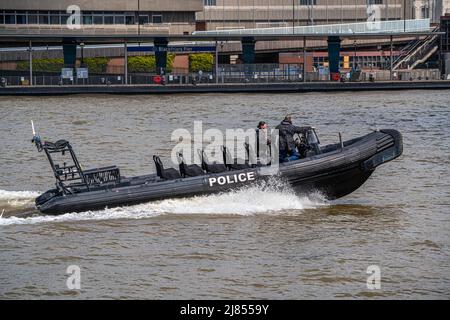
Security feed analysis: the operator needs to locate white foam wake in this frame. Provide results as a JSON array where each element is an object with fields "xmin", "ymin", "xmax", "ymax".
[
  {"xmin": 0, "ymin": 182, "xmax": 327, "ymax": 226},
  {"xmin": 0, "ymin": 190, "xmax": 40, "ymax": 208}
]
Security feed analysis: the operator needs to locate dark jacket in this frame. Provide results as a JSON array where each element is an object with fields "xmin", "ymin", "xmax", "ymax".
[{"xmin": 275, "ymin": 120, "xmax": 308, "ymax": 154}]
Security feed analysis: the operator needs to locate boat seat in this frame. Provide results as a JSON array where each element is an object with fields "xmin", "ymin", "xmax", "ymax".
[
  {"xmin": 222, "ymin": 146, "xmax": 250, "ymax": 170},
  {"xmin": 153, "ymin": 156, "xmax": 181, "ymax": 180},
  {"xmin": 177, "ymin": 153, "xmax": 205, "ymax": 177},
  {"xmin": 244, "ymin": 142, "xmax": 262, "ymax": 167},
  {"xmin": 198, "ymin": 150, "xmax": 227, "ymax": 173}
]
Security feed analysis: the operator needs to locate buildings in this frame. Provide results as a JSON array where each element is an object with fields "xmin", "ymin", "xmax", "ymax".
[
  {"xmin": 0, "ymin": 0, "xmax": 204, "ymax": 35},
  {"xmin": 413, "ymin": 0, "xmax": 450, "ymax": 22},
  {"xmin": 197, "ymin": 0, "xmax": 416, "ymax": 31}
]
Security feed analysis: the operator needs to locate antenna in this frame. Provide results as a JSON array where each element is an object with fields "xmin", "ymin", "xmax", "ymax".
[{"xmin": 31, "ymin": 120, "xmax": 36, "ymax": 136}]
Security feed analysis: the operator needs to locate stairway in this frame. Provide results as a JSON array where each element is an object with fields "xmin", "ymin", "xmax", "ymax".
[{"xmin": 392, "ymin": 26, "xmax": 440, "ymax": 70}]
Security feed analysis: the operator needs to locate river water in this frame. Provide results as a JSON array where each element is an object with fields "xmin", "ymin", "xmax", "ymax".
[{"xmin": 0, "ymin": 91, "xmax": 449, "ymax": 299}]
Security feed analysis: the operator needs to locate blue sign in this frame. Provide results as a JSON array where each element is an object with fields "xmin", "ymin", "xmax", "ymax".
[{"xmin": 128, "ymin": 46, "xmax": 215, "ymax": 53}]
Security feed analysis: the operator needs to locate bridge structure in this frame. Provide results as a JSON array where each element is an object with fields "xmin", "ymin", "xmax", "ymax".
[{"xmin": 0, "ymin": 18, "xmax": 439, "ymax": 84}]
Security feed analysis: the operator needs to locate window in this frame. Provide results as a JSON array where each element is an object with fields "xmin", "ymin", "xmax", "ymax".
[
  {"xmin": 299, "ymin": 0, "xmax": 316, "ymax": 5},
  {"xmin": 139, "ymin": 14, "xmax": 149, "ymax": 25},
  {"xmin": 61, "ymin": 13, "xmax": 70, "ymax": 25},
  {"xmin": 0, "ymin": 13, "xmax": 4, "ymax": 24},
  {"xmin": 152, "ymin": 14, "xmax": 162, "ymax": 24},
  {"xmin": 125, "ymin": 15, "xmax": 135, "ymax": 25},
  {"xmin": 39, "ymin": 11, "xmax": 49, "ymax": 24},
  {"xmin": 204, "ymin": 0, "xmax": 216, "ymax": 5},
  {"xmin": 104, "ymin": 15, "xmax": 114, "ymax": 24},
  {"xmin": 50, "ymin": 14, "xmax": 60, "ymax": 25},
  {"xmin": 17, "ymin": 14, "xmax": 27, "ymax": 24},
  {"xmin": 367, "ymin": 0, "xmax": 383, "ymax": 4},
  {"xmin": 114, "ymin": 15, "xmax": 124, "ymax": 24},
  {"xmin": 93, "ymin": 15, "xmax": 103, "ymax": 24},
  {"xmin": 5, "ymin": 13, "xmax": 16, "ymax": 24},
  {"xmin": 28, "ymin": 11, "xmax": 38, "ymax": 24},
  {"xmin": 82, "ymin": 13, "xmax": 93, "ymax": 25}
]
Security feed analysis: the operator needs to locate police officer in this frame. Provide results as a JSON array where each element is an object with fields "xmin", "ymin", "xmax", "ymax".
[{"xmin": 275, "ymin": 115, "xmax": 309, "ymax": 162}]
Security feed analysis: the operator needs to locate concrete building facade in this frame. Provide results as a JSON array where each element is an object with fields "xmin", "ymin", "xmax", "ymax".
[
  {"xmin": 413, "ymin": 0, "xmax": 450, "ymax": 22},
  {"xmin": 0, "ymin": 0, "xmax": 204, "ymax": 34},
  {"xmin": 197, "ymin": 0, "xmax": 416, "ymax": 31}
]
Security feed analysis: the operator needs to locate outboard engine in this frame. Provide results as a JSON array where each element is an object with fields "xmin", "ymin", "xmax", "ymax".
[{"xmin": 305, "ymin": 127, "xmax": 321, "ymax": 156}]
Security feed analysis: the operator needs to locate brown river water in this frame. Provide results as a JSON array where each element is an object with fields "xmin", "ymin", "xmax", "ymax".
[{"xmin": 0, "ymin": 91, "xmax": 449, "ymax": 299}]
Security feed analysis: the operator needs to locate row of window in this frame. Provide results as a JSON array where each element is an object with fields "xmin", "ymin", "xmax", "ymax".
[
  {"xmin": 0, "ymin": 11, "xmax": 164, "ymax": 25},
  {"xmin": 203, "ymin": 0, "xmax": 383, "ymax": 5}
]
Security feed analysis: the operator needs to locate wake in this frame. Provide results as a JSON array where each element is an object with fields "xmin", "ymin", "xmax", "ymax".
[{"xmin": 0, "ymin": 181, "xmax": 327, "ymax": 226}]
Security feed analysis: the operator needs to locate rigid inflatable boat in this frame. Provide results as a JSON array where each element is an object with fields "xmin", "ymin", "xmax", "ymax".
[{"xmin": 31, "ymin": 126, "xmax": 402, "ymax": 215}]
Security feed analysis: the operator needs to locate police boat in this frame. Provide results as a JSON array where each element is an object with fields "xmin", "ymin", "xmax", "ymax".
[{"xmin": 31, "ymin": 122, "xmax": 403, "ymax": 215}]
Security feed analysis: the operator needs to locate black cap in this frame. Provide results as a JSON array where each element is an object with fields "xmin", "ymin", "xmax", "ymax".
[{"xmin": 257, "ymin": 121, "xmax": 266, "ymax": 129}]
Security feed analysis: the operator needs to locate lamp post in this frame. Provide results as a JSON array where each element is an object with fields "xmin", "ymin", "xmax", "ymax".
[
  {"xmin": 138, "ymin": 0, "xmax": 140, "ymax": 36},
  {"xmin": 80, "ymin": 42, "xmax": 85, "ymax": 67},
  {"xmin": 292, "ymin": 0, "xmax": 295, "ymax": 34},
  {"xmin": 403, "ymin": 0, "xmax": 406, "ymax": 32},
  {"xmin": 353, "ymin": 40, "xmax": 357, "ymax": 70}
]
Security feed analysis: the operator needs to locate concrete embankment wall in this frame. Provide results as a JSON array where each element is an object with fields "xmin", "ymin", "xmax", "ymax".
[{"xmin": 1, "ymin": 81, "xmax": 450, "ymax": 96}]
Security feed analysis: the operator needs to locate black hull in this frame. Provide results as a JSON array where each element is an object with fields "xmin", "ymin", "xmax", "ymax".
[{"xmin": 37, "ymin": 129, "xmax": 402, "ymax": 215}]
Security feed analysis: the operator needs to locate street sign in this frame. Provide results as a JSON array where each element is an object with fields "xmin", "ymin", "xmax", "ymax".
[
  {"xmin": 76, "ymin": 68, "xmax": 89, "ymax": 79},
  {"xmin": 61, "ymin": 68, "xmax": 73, "ymax": 79}
]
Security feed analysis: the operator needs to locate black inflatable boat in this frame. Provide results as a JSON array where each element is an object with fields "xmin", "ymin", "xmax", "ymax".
[{"xmin": 32, "ymin": 127, "xmax": 402, "ymax": 215}]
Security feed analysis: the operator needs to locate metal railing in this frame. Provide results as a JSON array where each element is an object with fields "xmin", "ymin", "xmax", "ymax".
[
  {"xmin": 392, "ymin": 26, "xmax": 440, "ymax": 70},
  {"xmin": 194, "ymin": 19, "xmax": 432, "ymax": 36},
  {"xmin": 1, "ymin": 69, "xmax": 442, "ymax": 87}
]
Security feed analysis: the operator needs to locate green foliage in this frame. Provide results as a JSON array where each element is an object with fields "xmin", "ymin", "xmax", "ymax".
[
  {"xmin": 83, "ymin": 57, "xmax": 108, "ymax": 73},
  {"xmin": 127, "ymin": 54, "xmax": 175, "ymax": 73},
  {"xmin": 16, "ymin": 57, "xmax": 109, "ymax": 73},
  {"xmin": 17, "ymin": 58, "xmax": 64, "ymax": 72},
  {"xmin": 189, "ymin": 53, "xmax": 214, "ymax": 73}
]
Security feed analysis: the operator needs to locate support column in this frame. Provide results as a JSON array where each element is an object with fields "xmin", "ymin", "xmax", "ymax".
[
  {"xmin": 215, "ymin": 41, "xmax": 219, "ymax": 84},
  {"xmin": 124, "ymin": 41, "xmax": 128, "ymax": 85},
  {"xmin": 390, "ymin": 35, "xmax": 393, "ymax": 80},
  {"xmin": 327, "ymin": 36, "xmax": 341, "ymax": 81},
  {"xmin": 242, "ymin": 37, "xmax": 256, "ymax": 79},
  {"xmin": 154, "ymin": 38, "xmax": 168, "ymax": 76},
  {"xmin": 63, "ymin": 41, "xmax": 77, "ymax": 67},
  {"xmin": 63, "ymin": 41, "xmax": 77, "ymax": 84},
  {"xmin": 28, "ymin": 41, "xmax": 33, "ymax": 86}
]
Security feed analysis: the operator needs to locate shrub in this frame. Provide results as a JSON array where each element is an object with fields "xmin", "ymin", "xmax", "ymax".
[
  {"xmin": 83, "ymin": 57, "xmax": 108, "ymax": 73},
  {"xmin": 127, "ymin": 54, "xmax": 175, "ymax": 73},
  {"xmin": 17, "ymin": 58, "xmax": 64, "ymax": 72},
  {"xmin": 189, "ymin": 53, "xmax": 214, "ymax": 73}
]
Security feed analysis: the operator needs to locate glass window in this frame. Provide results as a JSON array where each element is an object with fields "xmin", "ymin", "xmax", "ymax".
[
  {"xmin": 50, "ymin": 14, "xmax": 60, "ymax": 25},
  {"xmin": 299, "ymin": 0, "xmax": 316, "ymax": 5},
  {"xmin": 125, "ymin": 15, "xmax": 135, "ymax": 25},
  {"xmin": 114, "ymin": 15, "xmax": 124, "ymax": 24},
  {"xmin": 61, "ymin": 14, "xmax": 70, "ymax": 25},
  {"xmin": 139, "ymin": 15, "xmax": 149, "ymax": 25},
  {"xmin": 39, "ymin": 12, "xmax": 49, "ymax": 24},
  {"xmin": 152, "ymin": 14, "xmax": 162, "ymax": 24},
  {"xmin": 5, "ymin": 14, "xmax": 16, "ymax": 24},
  {"xmin": 82, "ymin": 14, "xmax": 92, "ymax": 25},
  {"xmin": 104, "ymin": 15, "xmax": 114, "ymax": 24},
  {"xmin": 28, "ymin": 15, "xmax": 37, "ymax": 24},
  {"xmin": 93, "ymin": 15, "xmax": 103, "ymax": 24},
  {"xmin": 204, "ymin": 0, "xmax": 216, "ymax": 5},
  {"xmin": 17, "ymin": 14, "xmax": 27, "ymax": 24}
]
